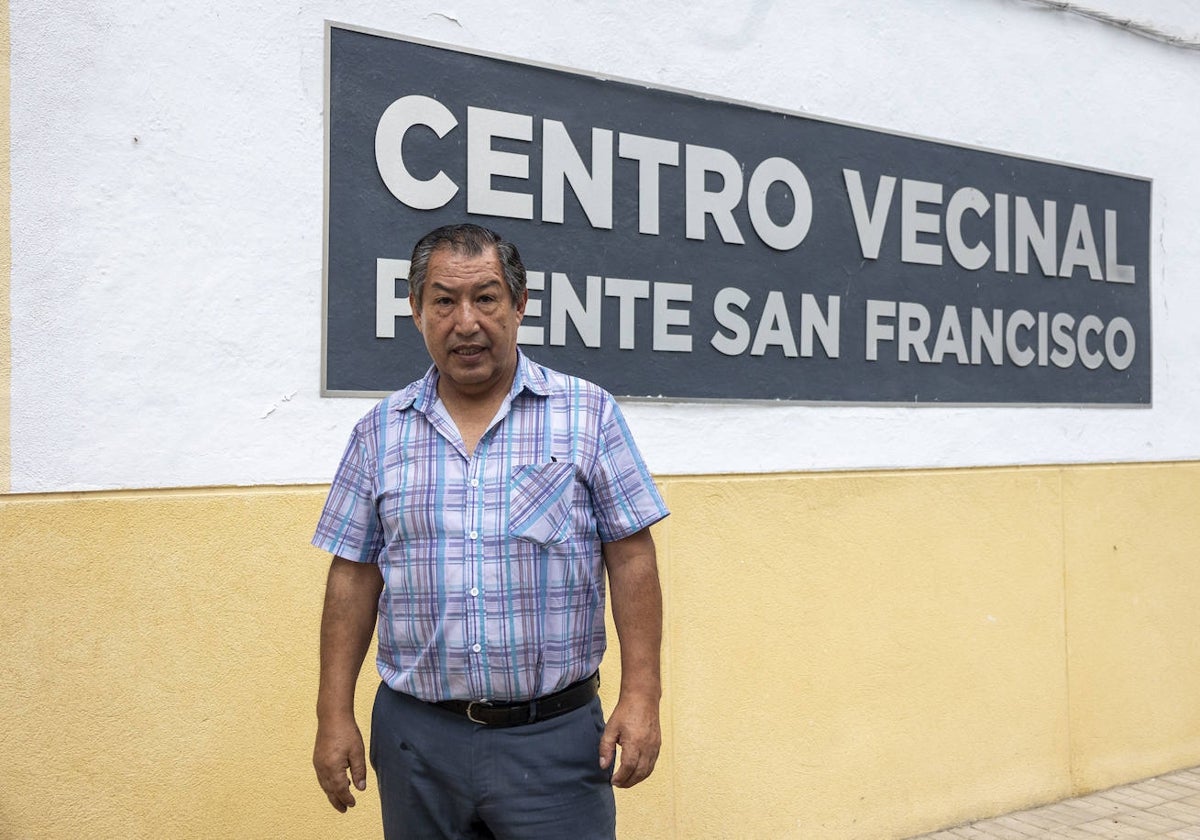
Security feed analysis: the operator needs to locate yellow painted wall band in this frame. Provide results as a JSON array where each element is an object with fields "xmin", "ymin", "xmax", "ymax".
[{"xmin": 2, "ymin": 462, "xmax": 1199, "ymax": 838}]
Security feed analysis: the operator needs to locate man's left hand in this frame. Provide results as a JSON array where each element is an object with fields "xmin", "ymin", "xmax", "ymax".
[{"xmin": 599, "ymin": 693, "xmax": 661, "ymax": 788}]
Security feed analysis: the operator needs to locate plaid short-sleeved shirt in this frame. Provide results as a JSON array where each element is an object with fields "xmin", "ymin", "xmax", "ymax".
[{"xmin": 312, "ymin": 352, "xmax": 669, "ymax": 703}]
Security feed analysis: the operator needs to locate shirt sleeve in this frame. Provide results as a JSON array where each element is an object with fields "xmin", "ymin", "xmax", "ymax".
[
  {"xmin": 588, "ymin": 395, "xmax": 670, "ymax": 542},
  {"xmin": 311, "ymin": 424, "xmax": 384, "ymax": 563}
]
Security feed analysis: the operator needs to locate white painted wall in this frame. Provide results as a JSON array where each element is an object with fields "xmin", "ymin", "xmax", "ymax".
[{"xmin": 9, "ymin": 0, "xmax": 1200, "ymax": 491}]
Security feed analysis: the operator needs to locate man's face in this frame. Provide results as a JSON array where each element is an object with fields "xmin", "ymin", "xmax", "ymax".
[{"xmin": 411, "ymin": 245, "xmax": 527, "ymax": 403}]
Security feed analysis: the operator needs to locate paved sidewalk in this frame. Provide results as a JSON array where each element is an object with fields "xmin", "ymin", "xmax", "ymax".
[{"xmin": 909, "ymin": 767, "xmax": 1200, "ymax": 839}]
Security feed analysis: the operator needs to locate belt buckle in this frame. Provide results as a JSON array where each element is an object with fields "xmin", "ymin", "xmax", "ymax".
[{"xmin": 464, "ymin": 701, "xmax": 489, "ymax": 725}]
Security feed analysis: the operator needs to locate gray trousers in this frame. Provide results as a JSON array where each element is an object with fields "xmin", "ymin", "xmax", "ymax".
[{"xmin": 370, "ymin": 682, "xmax": 617, "ymax": 840}]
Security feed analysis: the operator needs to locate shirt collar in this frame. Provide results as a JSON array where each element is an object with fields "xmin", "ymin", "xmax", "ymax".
[{"xmin": 513, "ymin": 350, "xmax": 552, "ymax": 398}]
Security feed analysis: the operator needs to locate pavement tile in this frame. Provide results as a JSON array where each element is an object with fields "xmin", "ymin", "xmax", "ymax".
[
  {"xmin": 963, "ymin": 822, "xmax": 1028, "ymax": 840},
  {"xmin": 989, "ymin": 815, "xmax": 1045, "ymax": 837},
  {"xmin": 1072, "ymin": 818, "xmax": 1152, "ymax": 838},
  {"xmin": 1151, "ymin": 800, "xmax": 1200, "ymax": 822},
  {"xmin": 1052, "ymin": 828, "xmax": 1116, "ymax": 840},
  {"xmin": 1096, "ymin": 789, "xmax": 1167, "ymax": 809},
  {"xmin": 1056, "ymin": 799, "xmax": 1125, "ymax": 821},
  {"xmin": 1132, "ymin": 778, "xmax": 1197, "ymax": 800},
  {"xmin": 1084, "ymin": 798, "xmax": 1127, "ymax": 814},
  {"xmin": 1010, "ymin": 808, "xmax": 1082, "ymax": 829},
  {"xmin": 1110, "ymin": 808, "xmax": 1189, "ymax": 832},
  {"xmin": 1166, "ymin": 771, "xmax": 1200, "ymax": 791}
]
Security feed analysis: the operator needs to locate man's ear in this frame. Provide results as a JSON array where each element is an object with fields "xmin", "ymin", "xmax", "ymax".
[
  {"xmin": 515, "ymin": 288, "xmax": 528, "ymax": 320},
  {"xmin": 410, "ymin": 293, "xmax": 422, "ymax": 332}
]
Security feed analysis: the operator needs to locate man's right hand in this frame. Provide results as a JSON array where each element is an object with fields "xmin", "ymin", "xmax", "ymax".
[{"xmin": 313, "ymin": 714, "xmax": 368, "ymax": 812}]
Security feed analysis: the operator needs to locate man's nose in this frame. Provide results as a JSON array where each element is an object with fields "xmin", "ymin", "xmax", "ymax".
[{"xmin": 452, "ymin": 301, "xmax": 479, "ymax": 332}]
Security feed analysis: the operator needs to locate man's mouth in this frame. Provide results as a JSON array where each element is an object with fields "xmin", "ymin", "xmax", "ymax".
[{"xmin": 451, "ymin": 345, "xmax": 486, "ymax": 358}]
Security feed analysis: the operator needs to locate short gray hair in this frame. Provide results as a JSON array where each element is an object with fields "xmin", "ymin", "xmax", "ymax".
[{"xmin": 408, "ymin": 224, "xmax": 527, "ymax": 307}]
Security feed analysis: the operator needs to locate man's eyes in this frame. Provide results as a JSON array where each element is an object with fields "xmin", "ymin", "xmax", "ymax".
[{"xmin": 430, "ymin": 293, "xmax": 500, "ymax": 307}]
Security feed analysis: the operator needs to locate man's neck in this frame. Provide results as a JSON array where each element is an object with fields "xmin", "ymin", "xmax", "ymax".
[{"xmin": 435, "ymin": 366, "xmax": 518, "ymax": 454}]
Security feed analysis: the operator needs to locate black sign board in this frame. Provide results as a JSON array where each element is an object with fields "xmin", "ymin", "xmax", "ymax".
[{"xmin": 324, "ymin": 22, "xmax": 1152, "ymax": 404}]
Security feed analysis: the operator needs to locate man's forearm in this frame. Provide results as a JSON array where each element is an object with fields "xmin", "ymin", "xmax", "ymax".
[
  {"xmin": 317, "ymin": 556, "xmax": 384, "ymax": 719},
  {"xmin": 599, "ymin": 527, "xmax": 664, "ymax": 787},
  {"xmin": 603, "ymin": 529, "xmax": 663, "ymax": 698}
]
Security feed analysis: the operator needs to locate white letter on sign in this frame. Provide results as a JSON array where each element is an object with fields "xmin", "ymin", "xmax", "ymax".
[
  {"xmin": 901, "ymin": 179, "xmax": 943, "ymax": 266},
  {"xmin": 467, "ymin": 106, "xmax": 534, "ymax": 219},
  {"xmin": 375, "ymin": 95, "xmax": 459, "ymax": 210},
  {"xmin": 685, "ymin": 145, "xmax": 745, "ymax": 244},
  {"xmin": 542, "ymin": 121, "xmax": 614, "ymax": 229},
  {"xmin": 618, "ymin": 133, "xmax": 680, "ymax": 236},
  {"xmin": 843, "ymin": 169, "xmax": 896, "ymax": 260},
  {"xmin": 376, "ymin": 258, "xmax": 412, "ymax": 338},
  {"xmin": 747, "ymin": 157, "xmax": 812, "ymax": 251}
]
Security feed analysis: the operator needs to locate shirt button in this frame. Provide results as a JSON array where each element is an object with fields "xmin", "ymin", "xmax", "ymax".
[
  {"xmin": 469, "ymin": 587, "xmax": 479, "ymax": 597},
  {"xmin": 470, "ymin": 478, "xmax": 479, "ymax": 487},
  {"xmin": 471, "ymin": 643, "xmax": 482, "ymax": 653},
  {"xmin": 469, "ymin": 530, "xmax": 478, "ymax": 540}
]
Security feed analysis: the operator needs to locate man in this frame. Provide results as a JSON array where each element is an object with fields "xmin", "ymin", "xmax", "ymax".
[{"xmin": 311, "ymin": 223, "xmax": 668, "ymax": 839}]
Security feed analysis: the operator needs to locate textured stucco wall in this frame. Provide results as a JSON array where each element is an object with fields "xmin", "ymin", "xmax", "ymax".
[{"xmin": 6, "ymin": 1, "xmax": 1200, "ymax": 492}]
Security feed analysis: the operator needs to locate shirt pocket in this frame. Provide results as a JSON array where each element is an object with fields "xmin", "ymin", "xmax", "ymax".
[{"xmin": 508, "ymin": 462, "xmax": 578, "ymax": 546}]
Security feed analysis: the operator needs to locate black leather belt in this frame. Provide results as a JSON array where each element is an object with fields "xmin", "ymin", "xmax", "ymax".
[{"xmin": 434, "ymin": 672, "xmax": 599, "ymax": 727}]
